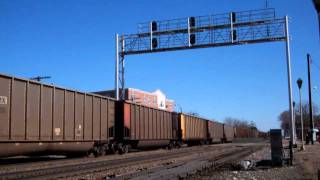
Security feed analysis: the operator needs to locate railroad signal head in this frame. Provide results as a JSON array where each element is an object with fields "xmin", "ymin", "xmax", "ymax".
[
  {"xmin": 231, "ymin": 12, "xmax": 236, "ymax": 23},
  {"xmin": 190, "ymin": 34, "xmax": 196, "ymax": 45},
  {"xmin": 232, "ymin": 30, "xmax": 237, "ymax": 41},
  {"xmin": 151, "ymin": 21, "xmax": 157, "ymax": 32},
  {"xmin": 152, "ymin": 38, "xmax": 158, "ymax": 48},
  {"xmin": 189, "ymin": 17, "xmax": 196, "ymax": 27}
]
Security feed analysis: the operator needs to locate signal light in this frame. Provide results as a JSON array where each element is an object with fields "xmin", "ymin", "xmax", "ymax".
[
  {"xmin": 190, "ymin": 34, "xmax": 196, "ymax": 45},
  {"xmin": 151, "ymin": 21, "xmax": 157, "ymax": 32},
  {"xmin": 189, "ymin": 17, "xmax": 196, "ymax": 27},
  {"xmin": 152, "ymin": 38, "xmax": 158, "ymax": 48},
  {"xmin": 232, "ymin": 30, "xmax": 237, "ymax": 41},
  {"xmin": 231, "ymin": 12, "xmax": 236, "ymax": 23}
]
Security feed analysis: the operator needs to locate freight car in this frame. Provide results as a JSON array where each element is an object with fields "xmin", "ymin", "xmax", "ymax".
[
  {"xmin": 115, "ymin": 101, "xmax": 179, "ymax": 152},
  {"xmin": 223, "ymin": 124, "xmax": 235, "ymax": 142},
  {"xmin": 0, "ymin": 72, "xmax": 266, "ymax": 158},
  {"xmin": 174, "ymin": 113, "xmax": 233, "ymax": 145},
  {"xmin": 175, "ymin": 113, "xmax": 208, "ymax": 146},
  {"xmin": 235, "ymin": 127, "xmax": 259, "ymax": 138},
  {"xmin": 207, "ymin": 120, "xmax": 224, "ymax": 143},
  {"xmin": 0, "ymin": 73, "xmax": 116, "ymax": 158}
]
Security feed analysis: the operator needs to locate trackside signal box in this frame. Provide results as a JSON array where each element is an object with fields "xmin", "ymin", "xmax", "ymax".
[{"xmin": 270, "ymin": 129, "xmax": 284, "ymax": 166}]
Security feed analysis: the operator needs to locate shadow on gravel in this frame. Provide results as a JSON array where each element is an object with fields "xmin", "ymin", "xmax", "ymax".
[
  {"xmin": 256, "ymin": 159, "xmax": 273, "ymax": 168},
  {"xmin": 0, "ymin": 155, "xmax": 67, "ymax": 165}
]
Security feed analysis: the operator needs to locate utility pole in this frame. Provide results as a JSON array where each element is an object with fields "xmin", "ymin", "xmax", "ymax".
[
  {"xmin": 307, "ymin": 54, "xmax": 315, "ymax": 145},
  {"xmin": 313, "ymin": 0, "xmax": 320, "ymax": 38},
  {"xmin": 297, "ymin": 78, "xmax": 305, "ymax": 150}
]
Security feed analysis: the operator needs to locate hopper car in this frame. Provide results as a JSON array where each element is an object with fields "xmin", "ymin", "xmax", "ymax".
[
  {"xmin": 0, "ymin": 73, "xmax": 263, "ymax": 158},
  {"xmin": 0, "ymin": 73, "xmax": 116, "ymax": 157}
]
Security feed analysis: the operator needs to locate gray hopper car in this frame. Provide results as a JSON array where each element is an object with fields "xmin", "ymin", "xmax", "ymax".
[{"xmin": 0, "ymin": 73, "xmax": 116, "ymax": 157}]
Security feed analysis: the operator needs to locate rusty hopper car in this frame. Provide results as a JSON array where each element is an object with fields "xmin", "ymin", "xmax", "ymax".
[
  {"xmin": 207, "ymin": 121, "xmax": 224, "ymax": 143},
  {"xmin": 223, "ymin": 124, "xmax": 234, "ymax": 142},
  {"xmin": 0, "ymin": 73, "xmax": 115, "ymax": 157},
  {"xmin": 235, "ymin": 127, "xmax": 259, "ymax": 138},
  {"xmin": 234, "ymin": 127, "xmax": 247, "ymax": 138},
  {"xmin": 115, "ymin": 101, "xmax": 179, "ymax": 153},
  {"xmin": 177, "ymin": 113, "xmax": 207, "ymax": 145}
]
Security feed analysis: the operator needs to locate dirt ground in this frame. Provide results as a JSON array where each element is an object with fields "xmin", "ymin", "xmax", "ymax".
[
  {"xmin": 191, "ymin": 143, "xmax": 320, "ymax": 180},
  {"xmin": 294, "ymin": 143, "xmax": 320, "ymax": 179}
]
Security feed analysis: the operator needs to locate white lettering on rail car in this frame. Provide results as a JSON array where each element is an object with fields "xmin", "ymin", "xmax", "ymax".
[
  {"xmin": 0, "ymin": 96, "xmax": 7, "ymax": 105},
  {"xmin": 75, "ymin": 124, "xmax": 82, "ymax": 136},
  {"xmin": 55, "ymin": 128, "xmax": 61, "ymax": 136}
]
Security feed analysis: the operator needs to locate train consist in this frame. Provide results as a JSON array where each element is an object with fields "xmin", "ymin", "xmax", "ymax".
[{"xmin": 0, "ymin": 73, "xmax": 263, "ymax": 158}]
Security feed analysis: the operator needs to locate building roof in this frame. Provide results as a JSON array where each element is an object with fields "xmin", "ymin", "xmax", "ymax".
[{"xmin": 92, "ymin": 88, "xmax": 174, "ymax": 102}]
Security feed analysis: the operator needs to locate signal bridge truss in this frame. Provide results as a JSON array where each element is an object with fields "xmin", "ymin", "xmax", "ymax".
[
  {"xmin": 115, "ymin": 8, "xmax": 295, "ymax": 146},
  {"xmin": 122, "ymin": 8, "xmax": 285, "ymax": 55}
]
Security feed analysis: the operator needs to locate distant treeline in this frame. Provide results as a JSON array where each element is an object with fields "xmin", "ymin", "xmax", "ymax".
[{"xmin": 278, "ymin": 102, "xmax": 320, "ymax": 138}]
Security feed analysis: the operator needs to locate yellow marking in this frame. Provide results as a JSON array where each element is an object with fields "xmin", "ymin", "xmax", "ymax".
[{"xmin": 180, "ymin": 114, "xmax": 186, "ymax": 140}]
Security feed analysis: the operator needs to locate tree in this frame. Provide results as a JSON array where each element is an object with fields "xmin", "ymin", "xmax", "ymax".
[
  {"xmin": 249, "ymin": 121, "xmax": 258, "ymax": 130},
  {"xmin": 224, "ymin": 117, "xmax": 256, "ymax": 129},
  {"xmin": 278, "ymin": 110, "xmax": 290, "ymax": 137},
  {"xmin": 278, "ymin": 102, "xmax": 320, "ymax": 139}
]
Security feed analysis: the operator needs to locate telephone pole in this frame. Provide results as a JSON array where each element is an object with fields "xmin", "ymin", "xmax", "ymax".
[
  {"xmin": 297, "ymin": 78, "xmax": 305, "ymax": 150},
  {"xmin": 307, "ymin": 54, "xmax": 315, "ymax": 145}
]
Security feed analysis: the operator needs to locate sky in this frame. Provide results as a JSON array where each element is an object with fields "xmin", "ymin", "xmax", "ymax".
[{"xmin": 1, "ymin": 0, "xmax": 319, "ymax": 131}]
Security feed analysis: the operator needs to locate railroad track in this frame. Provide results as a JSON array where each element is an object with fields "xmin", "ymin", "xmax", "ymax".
[
  {"xmin": 0, "ymin": 144, "xmax": 229, "ymax": 174},
  {"xmin": 0, "ymin": 143, "xmax": 267, "ymax": 180},
  {"xmin": 123, "ymin": 144, "xmax": 266, "ymax": 179}
]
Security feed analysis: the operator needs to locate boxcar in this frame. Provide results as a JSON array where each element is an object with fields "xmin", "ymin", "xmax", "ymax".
[
  {"xmin": 207, "ymin": 121, "xmax": 224, "ymax": 143},
  {"xmin": 223, "ymin": 124, "xmax": 234, "ymax": 142},
  {"xmin": 177, "ymin": 113, "xmax": 207, "ymax": 145},
  {"xmin": 0, "ymin": 73, "xmax": 115, "ymax": 157},
  {"xmin": 115, "ymin": 101, "xmax": 179, "ymax": 152}
]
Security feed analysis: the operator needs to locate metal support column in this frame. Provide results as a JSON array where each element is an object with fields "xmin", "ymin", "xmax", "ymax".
[
  {"xmin": 284, "ymin": 15, "xmax": 294, "ymax": 165},
  {"xmin": 230, "ymin": 13, "xmax": 234, "ymax": 43},
  {"xmin": 188, "ymin": 17, "xmax": 191, "ymax": 47},
  {"xmin": 120, "ymin": 36, "xmax": 125, "ymax": 100},
  {"xmin": 150, "ymin": 22, "xmax": 153, "ymax": 50},
  {"xmin": 115, "ymin": 34, "xmax": 119, "ymax": 100}
]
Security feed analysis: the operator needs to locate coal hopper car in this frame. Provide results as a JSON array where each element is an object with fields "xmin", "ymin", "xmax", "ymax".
[
  {"xmin": 207, "ymin": 120, "xmax": 224, "ymax": 143},
  {"xmin": 115, "ymin": 101, "xmax": 180, "ymax": 152},
  {"xmin": 0, "ymin": 73, "xmax": 116, "ymax": 157},
  {"xmin": 223, "ymin": 124, "xmax": 235, "ymax": 142},
  {"xmin": 175, "ymin": 113, "xmax": 208, "ymax": 145}
]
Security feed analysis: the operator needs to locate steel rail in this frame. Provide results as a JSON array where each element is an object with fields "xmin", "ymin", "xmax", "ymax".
[{"xmin": 0, "ymin": 144, "xmax": 264, "ymax": 179}]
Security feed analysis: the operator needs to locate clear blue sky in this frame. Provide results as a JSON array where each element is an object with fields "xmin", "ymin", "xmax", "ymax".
[{"xmin": 1, "ymin": 0, "xmax": 319, "ymax": 131}]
